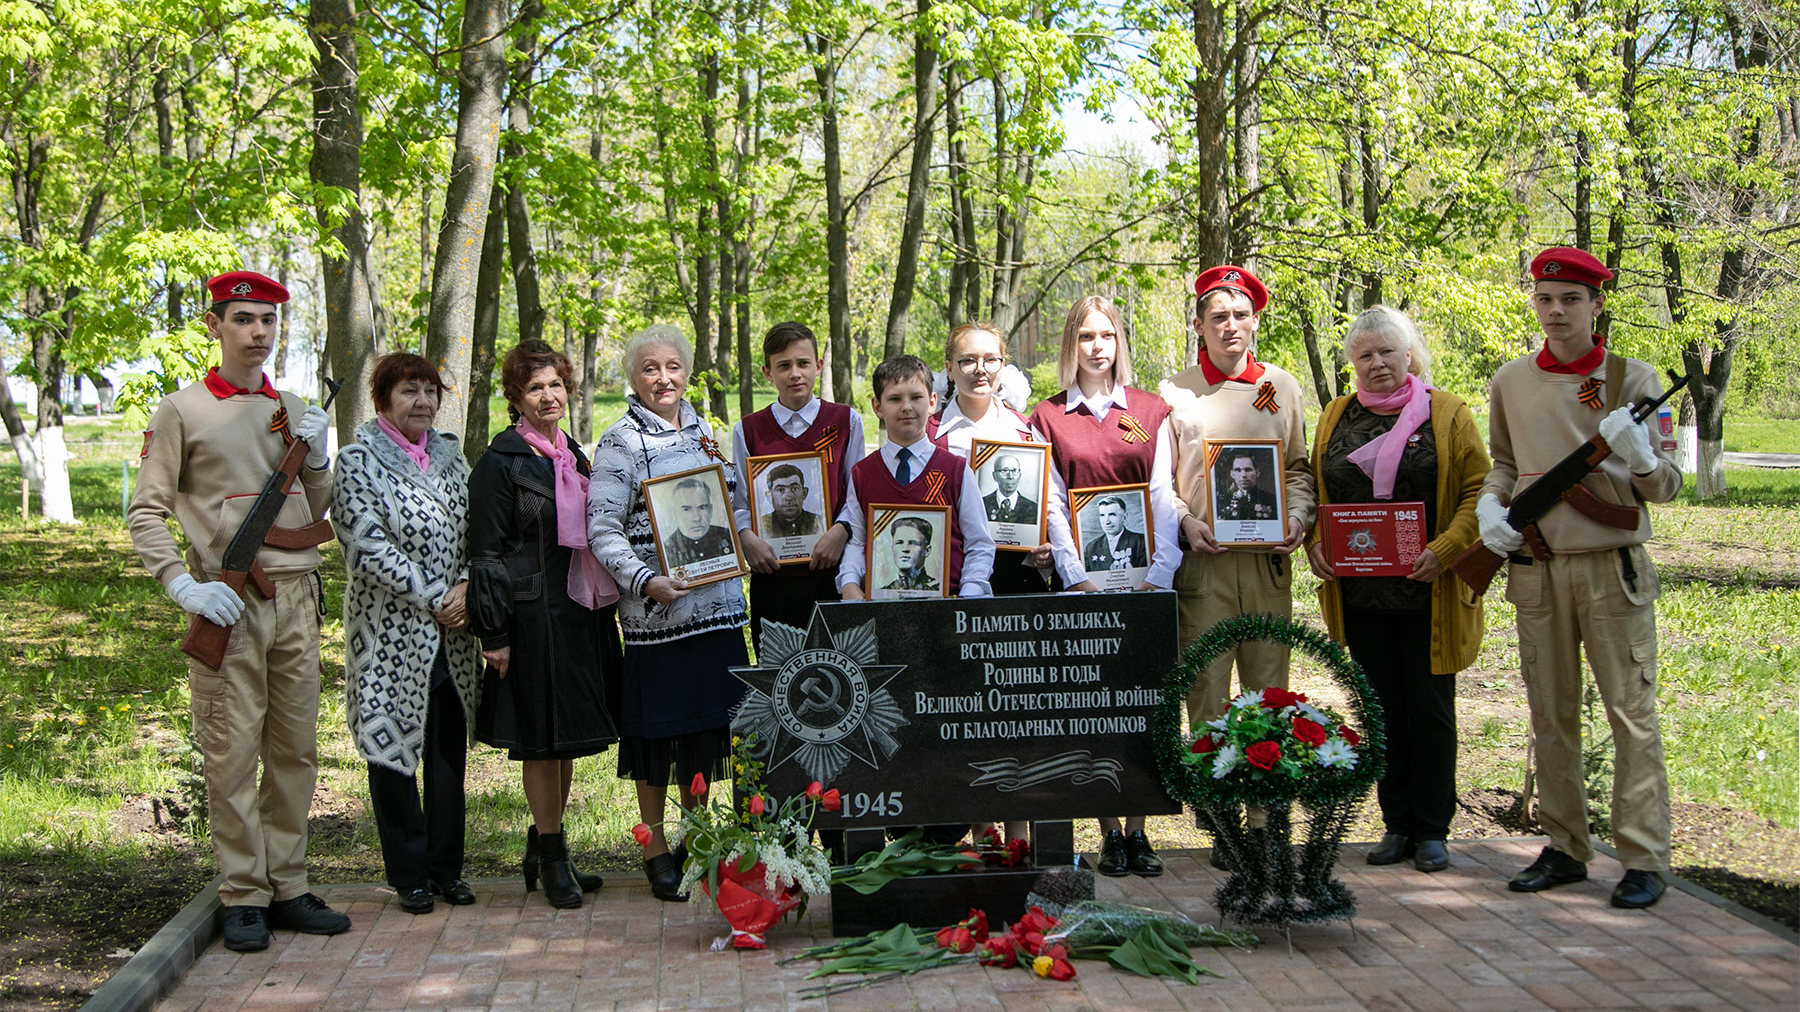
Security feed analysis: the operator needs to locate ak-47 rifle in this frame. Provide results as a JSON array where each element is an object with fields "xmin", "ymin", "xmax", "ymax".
[
  {"xmin": 180, "ymin": 379, "xmax": 342, "ymax": 671},
  {"xmin": 1449, "ymin": 370, "xmax": 1690, "ymax": 598}
]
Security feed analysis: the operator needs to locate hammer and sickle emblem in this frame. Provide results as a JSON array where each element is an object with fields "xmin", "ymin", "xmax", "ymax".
[{"xmin": 795, "ymin": 670, "xmax": 843, "ymax": 718}]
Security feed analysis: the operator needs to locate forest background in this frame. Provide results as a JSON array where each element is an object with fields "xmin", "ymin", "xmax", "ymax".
[{"xmin": 0, "ymin": 0, "xmax": 1797, "ymax": 520}]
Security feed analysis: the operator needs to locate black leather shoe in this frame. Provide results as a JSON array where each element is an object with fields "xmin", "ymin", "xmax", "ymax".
[
  {"xmin": 1611, "ymin": 869, "xmax": 1666, "ymax": 909},
  {"xmin": 1367, "ymin": 832, "xmax": 1414, "ymax": 866},
  {"xmin": 267, "ymin": 893, "xmax": 351, "ymax": 935},
  {"xmin": 1413, "ymin": 839, "xmax": 1449, "ymax": 873},
  {"xmin": 528, "ymin": 826, "xmax": 603, "ymax": 893},
  {"xmin": 644, "ymin": 853, "xmax": 687, "ymax": 902},
  {"xmin": 220, "ymin": 905, "xmax": 270, "ymax": 952},
  {"xmin": 1507, "ymin": 846, "xmax": 1587, "ymax": 892},
  {"xmin": 396, "ymin": 888, "xmax": 435, "ymax": 914},
  {"xmin": 1125, "ymin": 831, "xmax": 1164, "ymax": 877},
  {"xmin": 429, "ymin": 879, "xmax": 476, "ymax": 906},
  {"xmin": 535, "ymin": 831, "xmax": 583, "ymax": 909},
  {"xmin": 1096, "ymin": 830, "xmax": 1129, "ymax": 876}
]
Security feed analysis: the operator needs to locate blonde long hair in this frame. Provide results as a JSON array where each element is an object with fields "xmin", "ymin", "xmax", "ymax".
[{"xmin": 1056, "ymin": 296, "xmax": 1133, "ymax": 390}]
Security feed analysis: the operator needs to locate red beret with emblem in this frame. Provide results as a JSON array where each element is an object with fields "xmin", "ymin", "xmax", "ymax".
[
  {"xmin": 205, "ymin": 270, "xmax": 289, "ymax": 306},
  {"xmin": 1529, "ymin": 247, "xmax": 1612, "ymax": 288},
  {"xmin": 1193, "ymin": 264, "xmax": 1268, "ymax": 313}
]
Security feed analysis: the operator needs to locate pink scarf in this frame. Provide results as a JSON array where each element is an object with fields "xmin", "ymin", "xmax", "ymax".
[
  {"xmin": 1345, "ymin": 373, "xmax": 1432, "ymax": 500},
  {"xmin": 514, "ymin": 422, "xmax": 619, "ymax": 609},
  {"xmin": 376, "ymin": 415, "xmax": 432, "ymax": 472}
]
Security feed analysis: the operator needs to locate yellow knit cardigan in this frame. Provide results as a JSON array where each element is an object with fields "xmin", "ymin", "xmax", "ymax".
[{"xmin": 1308, "ymin": 388, "xmax": 1488, "ymax": 675}]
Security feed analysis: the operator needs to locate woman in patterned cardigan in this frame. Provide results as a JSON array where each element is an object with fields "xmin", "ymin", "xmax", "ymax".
[
  {"xmin": 334, "ymin": 354, "xmax": 481, "ymax": 915},
  {"xmin": 588, "ymin": 324, "xmax": 749, "ymax": 902}
]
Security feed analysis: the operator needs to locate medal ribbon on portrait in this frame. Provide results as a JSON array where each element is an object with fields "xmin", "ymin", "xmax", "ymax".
[
  {"xmin": 813, "ymin": 425, "xmax": 838, "ymax": 464},
  {"xmin": 1254, "ymin": 381, "xmax": 1280, "ymax": 414},
  {"xmin": 922, "ymin": 470, "xmax": 948, "ymax": 507},
  {"xmin": 1118, "ymin": 413, "xmax": 1150, "ymax": 444},
  {"xmin": 1577, "ymin": 376, "xmax": 1605, "ymax": 410}
]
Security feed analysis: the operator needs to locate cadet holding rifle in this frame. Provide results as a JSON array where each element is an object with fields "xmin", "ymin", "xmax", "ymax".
[
  {"xmin": 1476, "ymin": 248, "xmax": 1681, "ymax": 910},
  {"xmin": 128, "ymin": 271, "xmax": 351, "ymax": 951}
]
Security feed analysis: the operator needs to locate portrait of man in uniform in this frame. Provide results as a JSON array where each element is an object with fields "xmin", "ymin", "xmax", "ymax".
[
  {"xmin": 759, "ymin": 462, "xmax": 822, "ymax": 537},
  {"xmin": 1082, "ymin": 495, "xmax": 1148, "ymax": 570},
  {"xmin": 1073, "ymin": 483, "xmax": 1153, "ymax": 589},
  {"xmin": 646, "ymin": 464, "xmax": 745, "ymax": 586},
  {"xmin": 866, "ymin": 506, "xmax": 950, "ymax": 599},
  {"xmin": 1216, "ymin": 450, "xmax": 1279, "ymax": 520},
  {"xmin": 1205, "ymin": 440, "xmax": 1286, "ymax": 545}
]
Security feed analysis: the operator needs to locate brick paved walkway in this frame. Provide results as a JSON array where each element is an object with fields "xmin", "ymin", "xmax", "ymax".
[{"xmin": 154, "ymin": 840, "xmax": 1796, "ymax": 1011}]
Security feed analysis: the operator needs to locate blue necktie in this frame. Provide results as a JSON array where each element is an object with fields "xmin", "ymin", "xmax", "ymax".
[{"xmin": 897, "ymin": 446, "xmax": 913, "ymax": 484}]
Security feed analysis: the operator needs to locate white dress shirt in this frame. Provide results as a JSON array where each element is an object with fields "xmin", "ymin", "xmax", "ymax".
[{"xmin": 838, "ymin": 436, "xmax": 995, "ymax": 598}]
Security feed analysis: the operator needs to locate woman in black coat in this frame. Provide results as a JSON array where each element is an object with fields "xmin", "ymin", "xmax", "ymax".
[{"xmin": 469, "ymin": 340, "xmax": 621, "ymax": 908}]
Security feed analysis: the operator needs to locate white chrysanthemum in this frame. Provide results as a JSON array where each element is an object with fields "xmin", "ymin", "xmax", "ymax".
[
  {"xmin": 1230, "ymin": 690, "xmax": 1265, "ymax": 710},
  {"xmin": 1211, "ymin": 744, "xmax": 1241, "ymax": 779},
  {"xmin": 1295, "ymin": 702, "xmax": 1330, "ymax": 725},
  {"xmin": 1206, "ymin": 717, "xmax": 1229, "ymax": 732},
  {"xmin": 1315, "ymin": 738, "xmax": 1357, "ymax": 768}
]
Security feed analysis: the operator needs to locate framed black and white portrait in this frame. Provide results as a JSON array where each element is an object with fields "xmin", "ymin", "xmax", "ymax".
[
  {"xmin": 1071, "ymin": 483, "xmax": 1153, "ymax": 591},
  {"xmin": 970, "ymin": 438, "xmax": 1049, "ymax": 551},
  {"xmin": 1204, "ymin": 439, "xmax": 1286, "ymax": 546},
  {"xmin": 746, "ymin": 450, "xmax": 830, "ymax": 565},
  {"xmin": 643, "ymin": 463, "xmax": 747, "ymax": 587},
  {"xmin": 865, "ymin": 504, "xmax": 951, "ymax": 600}
]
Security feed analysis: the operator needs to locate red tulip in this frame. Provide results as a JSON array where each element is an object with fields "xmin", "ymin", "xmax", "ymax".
[
  {"xmin": 747, "ymin": 794, "xmax": 765, "ymax": 816},
  {"xmin": 630, "ymin": 822, "xmax": 653, "ymax": 847},
  {"xmin": 805, "ymin": 781, "xmax": 823, "ymax": 800},
  {"xmin": 1246, "ymin": 740, "xmax": 1282, "ymax": 770},
  {"xmin": 934, "ymin": 924, "xmax": 975, "ymax": 953},
  {"xmin": 690, "ymin": 772, "xmax": 708, "ymax": 797},
  {"xmin": 821, "ymin": 788, "xmax": 841, "ymax": 812},
  {"xmin": 1017, "ymin": 905, "xmax": 1056, "ymax": 934},
  {"xmin": 1032, "ymin": 944, "xmax": 1076, "ymax": 980},
  {"xmin": 1191, "ymin": 734, "xmax": 1219, "ymax": 754},
  {"xmin": 1292, "ymin": 716, "xmax": 1327, "ymax": 747}
]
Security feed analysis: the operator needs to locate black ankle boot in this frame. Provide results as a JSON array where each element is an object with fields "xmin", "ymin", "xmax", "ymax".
[
  {"xmin": 528, "ymin": 826, "xmax": 602, "ymax": 893},
  {"xmin": 536, "ymin": 831, "xmax": 583, "ymax": 908},
  {"xmin": 643, "ymin": 853, "xmax": 687, "ymax": 902}
]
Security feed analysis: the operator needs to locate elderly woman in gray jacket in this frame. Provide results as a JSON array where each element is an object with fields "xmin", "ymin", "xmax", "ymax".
[
  {"xmin": 588, "ymin": 325, "xmax": 749, "ymax": 902},
  {"xmin": 334, "ymin": 353, "xmax": 480, "ymax": 915}
]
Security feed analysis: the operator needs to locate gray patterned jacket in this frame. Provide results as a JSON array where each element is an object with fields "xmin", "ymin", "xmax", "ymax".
[
  {"xmin": 334, "ymin": 421, "xmax": 480, "ymax": 774},
  {"xmin": 587, "ymin": 397, "xmax": 748, "ymax": 645}
]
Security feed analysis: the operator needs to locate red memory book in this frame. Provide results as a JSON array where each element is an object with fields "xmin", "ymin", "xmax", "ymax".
[{"xmin": 1319, "ymin": 502, "xmax": 1426, "ymax": 577}]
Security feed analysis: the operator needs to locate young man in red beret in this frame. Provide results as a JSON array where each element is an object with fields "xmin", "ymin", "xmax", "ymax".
[
  {"xmin": 127, "ymin": 271, "xmax": 351, "ymax": 950},
  {"xmin": 1160, "ymin": 266, "xmax": 1315, "ymax": 729},
  {"xmin": 1478, "ymin": 246, "xmax": 1680, "ymax": 908}
]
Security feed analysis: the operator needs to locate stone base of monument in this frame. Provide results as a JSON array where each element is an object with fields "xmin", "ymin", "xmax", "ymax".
[{"xmin": 828, "ymin": 821, "xmax": 1075, "ymax": 936}]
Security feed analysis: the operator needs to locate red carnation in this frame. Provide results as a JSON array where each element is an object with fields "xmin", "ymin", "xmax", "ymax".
[
  {"xmin": 1191, "ymin": 734, "xmax": 1219, "ymax": 754},
  {"xmin": 821, "ymin": 788, "xmax": 842, "ymax": 812},
  {"xmin": 630, "ymin": 822, "xmax": 653, "ymax": 847},
  {"xmin": 1341, "ymin": 726, "xmax": 1362, "ymax": 746},
  {"xmin": 964, "ymin": 908, "xmax": 990, "ymax": 942},
  {"xmin": 1292, "ymin": 716, "xmax": 1327, "ymax": 747},
  {"xmin": 1245, "ymin": 740, "xmax": 1282, "ymax": 770},
  {"xmin": 978, "ymin": 934, "xmax": 1018, "ymax": 967}
]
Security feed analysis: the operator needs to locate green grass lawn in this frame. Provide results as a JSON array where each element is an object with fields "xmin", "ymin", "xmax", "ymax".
[{"xmin": 1722, "ymin": 416, "xmax": 1800, "ymax": 455}]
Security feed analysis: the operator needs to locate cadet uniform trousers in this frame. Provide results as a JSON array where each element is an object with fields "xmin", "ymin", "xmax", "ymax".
[
  {"xmin": 188, "ymin": 572, "xmax": 323, "ymax": 907},
  {"xmin": 1175, "ymin": 549, "xmax": 1293, "ymax": 724},
  {"xmin": 1507, "ymin": 544, "xmax": 1669, "ymax": 872}
]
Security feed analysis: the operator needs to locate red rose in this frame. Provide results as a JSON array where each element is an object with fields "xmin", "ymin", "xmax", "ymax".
[
  {"xmin": 1191, "ymin": 734, "xmax": 1219, "ymax": 754},
  {"xmin": 1291, "ymin": 716, "xmax": 1327, "ymax": 747},
  {"xmin": 1261, "ymin": 686, "xmax": 1306, "ymax": 709},
  {"xmin": 821, "ymin": 788, "xmax": 842, "ymax": 812},
  {"xmin": 805, "ymin": 781, "xmax": 823, "ymax": 801},
  {"xmin": 1245, "ymin": 740, "xmax": 1282, "ymax": 770},
  {"xmin": 1341, "ymin": 726, "xmax": 1362, "ymax": 746},
  {"xmin": 689, "ymin": 772, "xmax": 707, "ymax": 798},
  {"xmin": 630, "ymin": 822, "xmax": 653, "ymax": 847},
  {"xmin": 747, "ymin": 794, "xmax": 765, "ymax": 816}
]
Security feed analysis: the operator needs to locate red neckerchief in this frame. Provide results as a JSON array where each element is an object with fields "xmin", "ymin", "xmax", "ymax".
[
  {"xmin": 1199, "ymin": 351, "xmax": 1266, "ymax": 386},
  {"xmin": 202, "ymin": 367, "xmax": 279, "ymax": 400},
  {"xmin": 1537, "ymin": 334, "xmax": 1606, "ymax": 376}
]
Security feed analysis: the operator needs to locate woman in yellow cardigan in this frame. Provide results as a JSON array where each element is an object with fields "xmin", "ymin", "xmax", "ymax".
[{"xmin": 1306, "ymin": 306, "xmax": 1487, "ymax": 874}]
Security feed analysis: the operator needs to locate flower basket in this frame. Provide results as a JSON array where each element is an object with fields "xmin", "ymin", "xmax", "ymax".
[
  {"xmin": 1152, "ymin": 614, "xmax": 1386, "ymax": 928},
  {"xmin": 701, "ymin": 858, "xmax": 805, "ymax": 949}
]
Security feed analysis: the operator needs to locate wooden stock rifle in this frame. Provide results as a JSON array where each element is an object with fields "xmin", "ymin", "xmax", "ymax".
[
  {"xmin": 180, "ymin": 379, "xmax": 341, "ymax": 671},
  {"xmin": 1449, "ymin": 370, "xmax": 1690, "ymax": 597}
]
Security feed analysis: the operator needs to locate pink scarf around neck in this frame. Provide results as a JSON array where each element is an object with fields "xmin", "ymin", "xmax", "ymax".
[
  {"xmin": 1345, "ymin": 373, "xmax": 1432, "ymax": 500},
  {"xmin": 376, "ymin": 414, "xmax": 432, "ymax": 472},
  {"xmin": 514, "ymin": 421, "xmax": 619, "ymax": 609}
]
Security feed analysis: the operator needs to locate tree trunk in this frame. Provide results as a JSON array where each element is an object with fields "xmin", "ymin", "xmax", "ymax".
[
  {"xmin": 944, "ymin": 60, "xmax": 978, "ymax": 328},
  {"xmin": 30, "ymin": 281, "xmax": 74, "ymax": 523},
  {"xmin": 274, "ymin": 261, "xmax": 292, "ymax": 379},
  {"xmin": 468, "ymin": 185, "xmax": 506, "ymax": 460},
  {"xmin": 1191, "ymin": 0, "xmax": 1230, "ymax": 267},
  {"xmin": 504, "ymin": 0, "xmax": 544, "ymax": 347},
  {"xmin": 1297, "ymin": 301, "xmax": 1334, "ymax": 408},
  {"xmin": 811, "ymin": 33, "xmax": 851, "ymax": 402},
  {"xmin": 1231, "ymin": 3, "xmax": 1258, "ymax": 268},
  {"xmin": 424, "ymin": 0, "xmax": 509, "ymax": 459},
  {"xmin": 0, "ymin": 352, "xmax": 42, "ymax": 491},
  {"xmin": 884, "ymin": 0, "xmax": 938, "ymax": 360},
  {"xmin": 1358, "ymin": 112, "xmax": 1382, "ymax": 308}
]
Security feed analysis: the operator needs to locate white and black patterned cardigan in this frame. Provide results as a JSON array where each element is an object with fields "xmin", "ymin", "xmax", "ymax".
[
  {"xmin": 587, "ymin": 397, "xmax": 748, "ymax": 646},
  {"xmin": 334, "ymin": 421, "xmax": 481, "ymax": 775}
]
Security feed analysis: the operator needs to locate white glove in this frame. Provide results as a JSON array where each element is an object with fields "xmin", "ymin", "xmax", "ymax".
[
  {"xmin": 295, "ymin": 406, "xmax": 330, "ymax": 468},
  {"xmin": 1476, "ymin": 493, "xmax": 1524, "ymax": 555},
  {"xmin": 1599, "ymin": 406, "xmax": 1655, "ymax": 474},
  {"xmin": 167, "ymin": 573, "xmax": 245, "ymax": 627}
]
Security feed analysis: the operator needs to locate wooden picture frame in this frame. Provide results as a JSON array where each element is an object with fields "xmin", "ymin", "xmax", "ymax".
[
  {"xmin": 865, "ymin": 504, "xmax": 951, "ymax": 599},
  {"xmin": 1071, "ymin": 482, "xmax": 1154, "ymax": 591},
  {"xmin": 745, "ymin": 450, "xmax": 831, "ymax": 566},
  {"xmin": 643, "ymin": 463, "xmax": 747, "ymax": 587},
  {"xmin": 1203, "ymin": 438, "xmax": 1286, "ymax": 547},
  {"xmin": 970, "ymin": 438, "xmax": 1050, "ymax": 552}
]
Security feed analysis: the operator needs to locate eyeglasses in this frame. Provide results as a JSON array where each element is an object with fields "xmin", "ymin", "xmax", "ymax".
[{"xmin": 956, "ymin": 356, "xmax": 1007, "ymax": 373}]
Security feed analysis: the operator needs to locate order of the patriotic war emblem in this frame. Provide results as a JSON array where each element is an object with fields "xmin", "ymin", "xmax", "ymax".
[{"xmin": 731, "ymin": 610, "xmax": 908, "ymax": 784}]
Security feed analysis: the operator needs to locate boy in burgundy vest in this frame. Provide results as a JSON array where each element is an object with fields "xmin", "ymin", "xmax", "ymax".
[
  {"xmin": 731, "ymin": 322, "xmax": 866, "ymax": 652},
  {"xmin": 838, "ymin": 355, "xmax": 995, "ymax": 599}
]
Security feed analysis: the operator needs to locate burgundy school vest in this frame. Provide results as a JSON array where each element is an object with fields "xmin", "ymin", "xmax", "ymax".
[
  {"xmin": 851, "ymin": 446, "xmax": 966, "ymax": 584},
  {"xmin": 740, "ymin": 400, "xmax": 853, "ymax": 516},
  {"xmin": 1028, "ymin": 387, "xmax": 1171, "ymax": 489}
]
